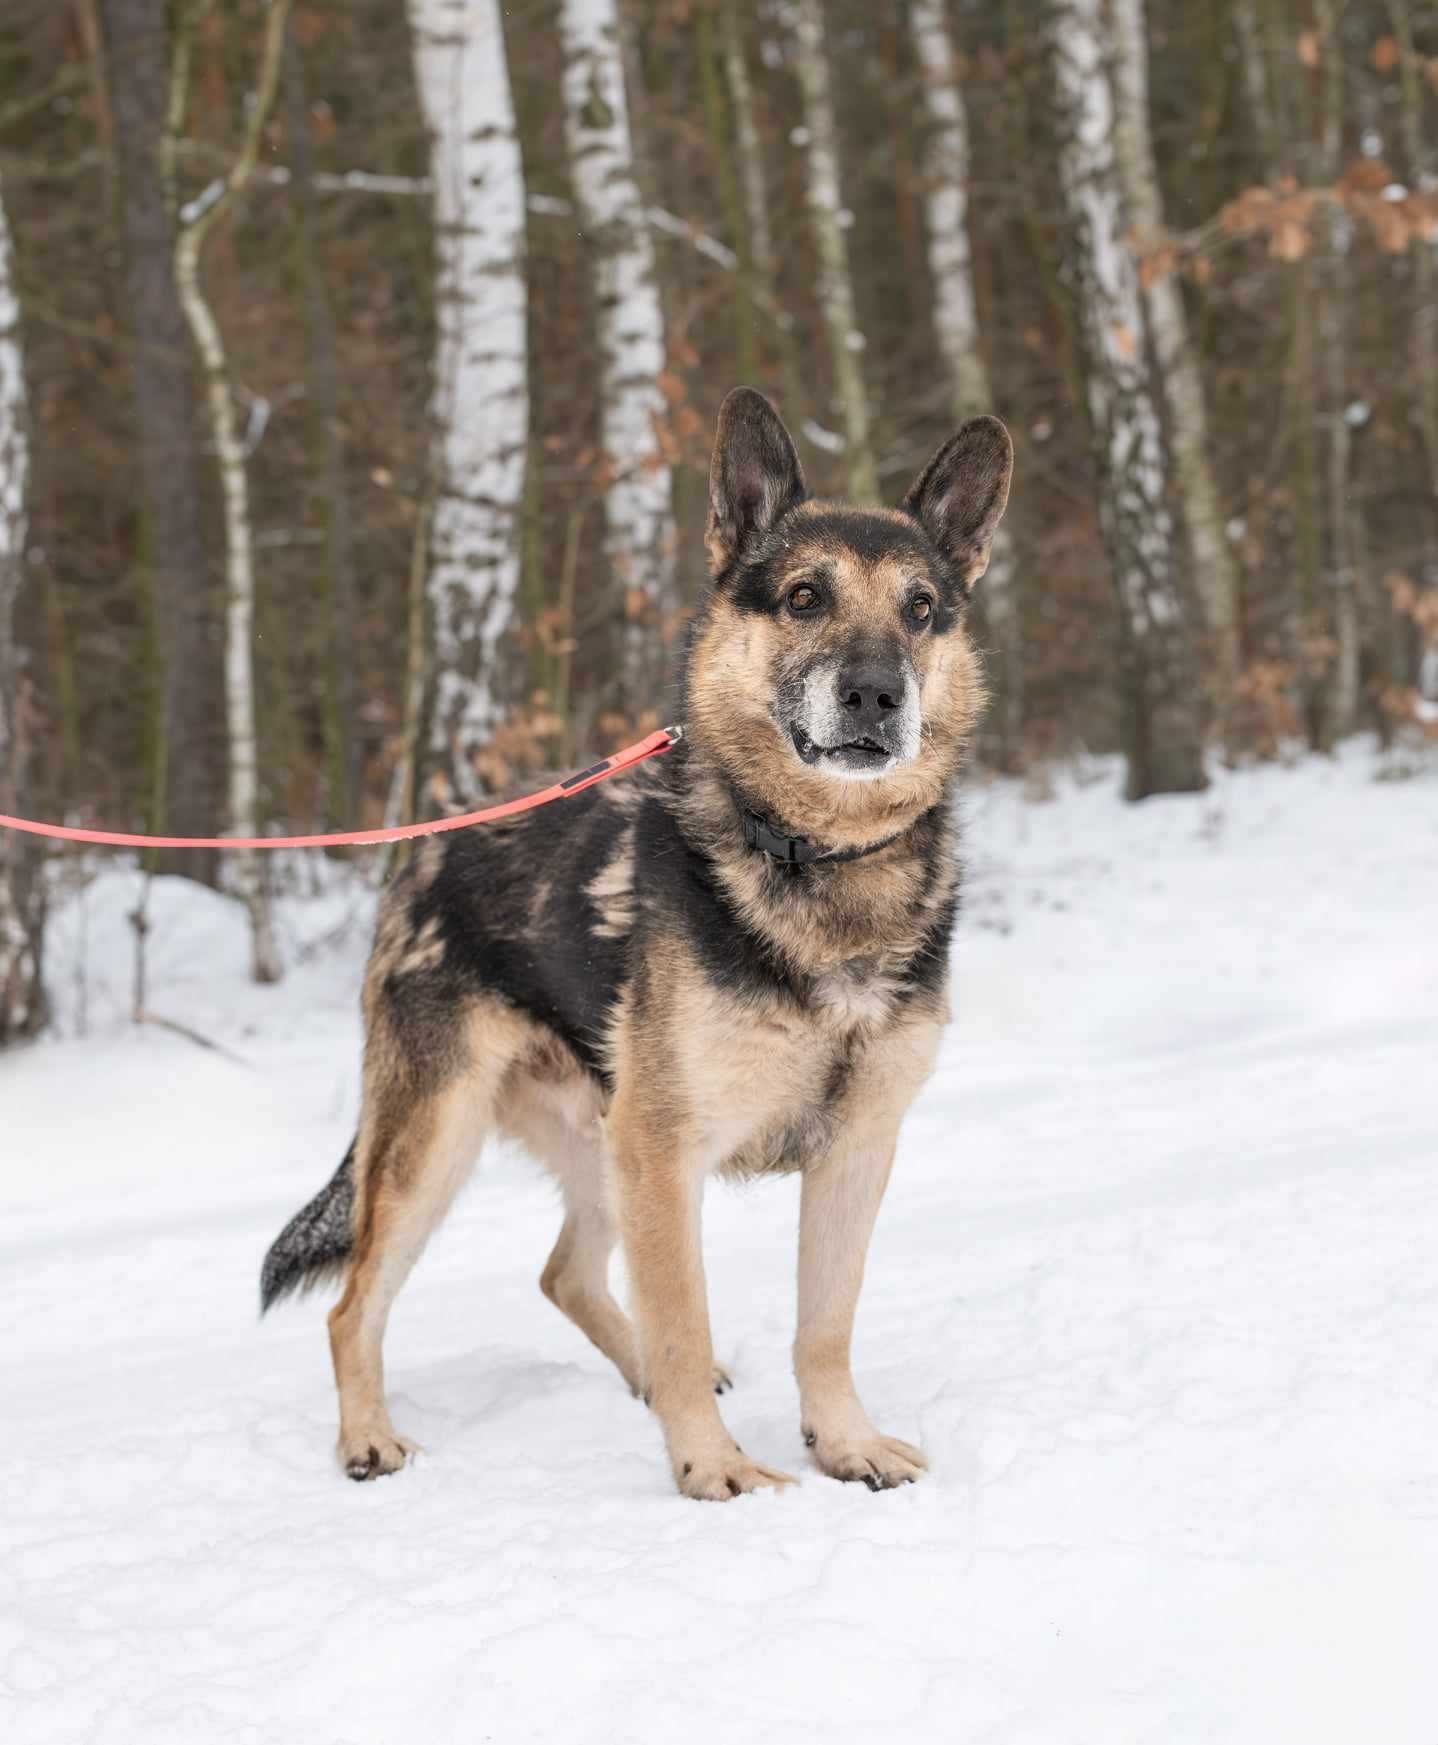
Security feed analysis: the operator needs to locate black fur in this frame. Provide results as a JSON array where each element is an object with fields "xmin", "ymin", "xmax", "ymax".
[{"xmin": 259, "ymin": 1140, "xmax": 357, "ymax": 1312}]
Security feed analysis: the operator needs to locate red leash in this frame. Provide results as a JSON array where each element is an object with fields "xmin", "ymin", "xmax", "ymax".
[{"xmin": 0, "ymin": 725, "xmax": 681, "ymax": 851}]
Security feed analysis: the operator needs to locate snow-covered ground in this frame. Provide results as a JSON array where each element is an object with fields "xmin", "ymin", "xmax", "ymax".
[{"xmin": 4, "ymin": 747, "xmax": 1437, "ymax": 1744}]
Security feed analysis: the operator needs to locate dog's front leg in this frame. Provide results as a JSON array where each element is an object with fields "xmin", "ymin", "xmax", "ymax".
[
  {"xmin": 609, "ymin": 1084, "xmax": 796, "ymax": 1501},
  {"xmin": 794, "ymin": 1124, "xmax": 929, "ymax": 1490}
]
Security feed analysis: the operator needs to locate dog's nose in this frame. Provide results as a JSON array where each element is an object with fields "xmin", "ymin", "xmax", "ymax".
[{"xmin": 836, "ymin": 664, "xmax": 905, "ymax": 731}]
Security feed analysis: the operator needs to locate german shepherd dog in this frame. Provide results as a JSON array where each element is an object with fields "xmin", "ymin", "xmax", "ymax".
[{"xmin": 261, "ymin": 389, "xmax": 1012, "ymax": 1500}]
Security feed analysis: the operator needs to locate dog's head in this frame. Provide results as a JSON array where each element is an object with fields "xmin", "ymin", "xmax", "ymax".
[{"xmin": 687, "ymin": 388, "xmax": 1012, "ymax": 839}]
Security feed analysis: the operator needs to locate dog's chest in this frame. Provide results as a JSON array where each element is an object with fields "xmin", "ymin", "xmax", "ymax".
[
  {"xmin": 701, "ymin": 958, "xmax": 903, "ymax": 1178},
  {"xmin": 809, "ymin": 955, "xmax": 904, "ymax": 1031}
]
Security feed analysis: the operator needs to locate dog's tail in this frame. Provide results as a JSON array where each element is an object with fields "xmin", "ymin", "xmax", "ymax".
[{"xmin": 260, "ymin": 1139, "xmax": 357, "ymax": 1313}]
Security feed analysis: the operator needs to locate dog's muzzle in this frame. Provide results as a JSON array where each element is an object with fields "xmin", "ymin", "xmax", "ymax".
[{"xmin": 787, "ymin": 659, "xmax": 921, "ymax": 777}]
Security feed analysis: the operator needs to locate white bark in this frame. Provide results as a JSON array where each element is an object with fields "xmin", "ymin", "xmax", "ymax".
[
  {"xmin": 557, "ymin": 0, "xmax": 676, "ymax": 690},
  {"xmin": 1047, "ymin": 0, "xmax": 1205, "ymax": 797},
  {"xmin": 1111, "ymin": 0, "xmax": 1240, "ymax": 696},
  {"xmin": 410, "ymin": 0, "xmax": 529, "ymax": 798},
  {"xmin": 174, "ymin": 0, "xmax": 286, "ymax": 984},
  {"xmin": 0, "ymin": 168, "xmax": 41, "ymax": 1042},
  {"xmin": 911, "ymin": 0, "xmax": 1021, "ymax": 765},
  {"xmin": 792, "ymin": 0, "xmax": 877, "ymax": 501}
]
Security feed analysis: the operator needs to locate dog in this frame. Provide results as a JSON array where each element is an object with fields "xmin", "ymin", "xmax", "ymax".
[{"xmin": 261, "ymin": 388, "xmax": 1012, "ymax": 1500}]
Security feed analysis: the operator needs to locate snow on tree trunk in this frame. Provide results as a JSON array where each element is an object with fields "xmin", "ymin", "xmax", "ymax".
[
  {"xmin": 792, "ymin": 0, "xmax": 878, "ymax": 502},
  {"xmin": 1111, "ymin": 0, "xmax": 1241, "ymax": 718},
  {"xmin": 910, "ymin": 0, "xmax": 1022, "ymax": 768},
  {"xmin": 557, "ymin": 0, "xmax": 676, "ymax": 699},
  {"xmin": 174, "ymin": 1, "xmax": 288, "ymax": 985},
  {"xmin": 1046, "ymin": 0, "xmax": 1206, "ymax": 800},
  {"xmin": 410, "ymin": 0, "xmax": 529, "ymax": 800},
  {"xmin": 0, "ymin": 171, "xmax": 42, "ymax": 1044}
]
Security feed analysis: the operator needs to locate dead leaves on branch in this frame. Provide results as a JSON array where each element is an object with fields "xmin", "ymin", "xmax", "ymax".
[{"xmin": 1132, "ymin": 161, "xmax": 1438, "ymax": 287}]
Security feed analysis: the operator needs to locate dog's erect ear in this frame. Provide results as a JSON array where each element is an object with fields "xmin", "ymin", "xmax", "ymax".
[
  {"xmin": 900, "ymin": 415, "xmax": 1013, "ymax": 595},
  {"xmin": 706, "ymin": 388, "xmax": 806, "ymax": 577}
]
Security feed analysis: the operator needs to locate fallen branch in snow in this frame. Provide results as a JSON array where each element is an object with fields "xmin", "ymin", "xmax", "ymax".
[{"xmin": 140, "ymin": 1009, "xmax": 256, "ymax": 1066}]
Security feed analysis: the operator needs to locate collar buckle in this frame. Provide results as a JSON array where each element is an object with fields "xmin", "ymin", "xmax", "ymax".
[{"xmin": 743, "ymin": 809, "xmax": 819, "ymax": 864}]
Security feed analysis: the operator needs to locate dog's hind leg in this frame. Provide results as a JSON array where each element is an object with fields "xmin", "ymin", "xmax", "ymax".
[
  {"xmin": 328, "ymin": 1001, "xmax": 522, "ymax": 1481},
  {"xmin": 500, "ymin": 1075, "xmax": 646, "ymax": 1395},
  {"xmin": 506, "ymin": 1082, "xmax": 735, "ymax": 1399},
  {"xmin": 539, "ymin": 1154, "xmax": 643, "ymax": 1395}
]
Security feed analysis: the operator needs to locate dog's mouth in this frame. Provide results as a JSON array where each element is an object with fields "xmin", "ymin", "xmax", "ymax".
[{"xmin": 790, "ymin": 725, "xmax": 895, "ymax": 772}]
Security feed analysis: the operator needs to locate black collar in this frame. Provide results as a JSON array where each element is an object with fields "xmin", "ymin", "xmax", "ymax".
[{"xmin": 742, "ymin": 808, "xmax": 903, "ymax": 866}]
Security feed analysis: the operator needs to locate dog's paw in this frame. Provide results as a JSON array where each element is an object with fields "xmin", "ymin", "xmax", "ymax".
[
  {"xmin": 672, "ymin": 1441, "xmax": 797, "ymax": 1502},
  {"xmin": 804, "ymin": 1428, "xmax": 927, "ymax": 1491},
  {"xmin": 338, "ymin": 1427, "xmax": 419, "ymax": 1482}
]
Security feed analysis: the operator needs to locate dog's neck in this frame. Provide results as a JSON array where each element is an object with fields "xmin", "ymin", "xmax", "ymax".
[{"xmin": 667, "ymin": 744, "xmax": 961, "ymax": 979}]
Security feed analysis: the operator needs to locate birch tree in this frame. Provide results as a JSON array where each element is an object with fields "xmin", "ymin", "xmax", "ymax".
[
  {"xmin": 0, "ymin": 170, "xmax": 42, "ymax": 1045},
  {"xmin": 1046, "ymin": 0, "xmax": 1206, "ymax": 799},
  {"xmin": 172, "ymin": 0, "xmax": 287, "ymax": 984},
  {"xmin": 558, "ymin": 0, "xmax": 676, "ymax": 695},
  {"xmin": 910, "ymin": 0, "xmax": 1022, "ymax": 766},
  {"xmin": 410, "ymin": 0, "xmax": 530, "ymax": 800},
  {"xmin": 792, "ymin": 0, "xmax": 878, "ymax": 501},
  {"xmin": 1111, "ymin": 0, "xmax": 1241, "ymax": 718}
]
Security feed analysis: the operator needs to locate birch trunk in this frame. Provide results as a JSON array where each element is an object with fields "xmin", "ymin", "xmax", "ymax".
[
  {"xmin": 173, "ymin": 0, "xmax": 288, "ymax": 984},
  {"xmin": 1111, "ymin": 0, "xmax": 1240, "ymax": 716},
  {"xmin": 910, "ymin": 0, "xmax": 1022, "ymax": 768},
  {"xmin": 410, "ymin": 0, "xmax": 530, "ymax": 799},
  {"xmin": 558, "ymin": 0, "xmax": 676, "ymax": 698},
  {"xmin": 792, "ymin": 0, "xmax": 878, "ymax": 501},
  {"xmin": 0, "ymin": 170, "xmax": 43, "ymax": 1044},
  {"xmin": 1046, "ymin": 0, "xmax": 1206, "ymax": 799}
]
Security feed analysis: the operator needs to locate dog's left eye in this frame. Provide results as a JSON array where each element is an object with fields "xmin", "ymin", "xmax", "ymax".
[
  {"xmin": 908, "ymin": 595, "xmax": 934, "ymax": 626},
  {"xmin": 787, "ymin": 583, "xmax": 821, "ymax": 613}
]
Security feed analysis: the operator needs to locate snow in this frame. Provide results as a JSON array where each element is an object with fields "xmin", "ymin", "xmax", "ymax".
[{"xmin": 4, "ymin": 747, "xmax": 1437, "ymax": 1744}]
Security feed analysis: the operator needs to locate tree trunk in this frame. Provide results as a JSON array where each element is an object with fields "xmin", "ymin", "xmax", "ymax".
[
  {"xmin": 173, "ymin": 0, "xmax": 288, "ymax": 984},
  {"xmin": 1386, "ymin": 1, "xmax": 1438, "ymax": 505},
  {"xmin": 1046, "ymin": 0, "xmax": 1206, "ymax": 799},
  {"xmin": 0, "ymin": 170, "xmax": 44, "ymax": 1045},
  {"xmin": 1111, "ymin": 0, "xmax": 1241, "ymax": 723},
  {"xmin": 792, "ymin": 0, "xmax": 878, "ymax": 501},
  {"xmin": 557, "ymin": 0, "xmax": 676, "ymax": 701},
  {"xmin": 283, "ymin": 24, "xmax": 359, "ymax": 823},
  {"xmin": 910, "ymin": 0, "xmax": 1022, "ymax": 768},
  {"xmin": 1311, "ymin": 0, "xmax": 1360, "ymax": 746},
  {"xmin": 97, "ymin": 0, "xmax": 220, "ymax": 882},
  {"xmin": 410, "ymin": 0, "xmax": 530, "ymax": 800}
]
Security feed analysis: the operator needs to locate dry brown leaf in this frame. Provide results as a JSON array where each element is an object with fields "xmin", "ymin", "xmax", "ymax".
[
  {"xmin": 1296, "ymin": 29, "xmax": 1320, "ymax": 68},
  {"xmin": 1372, "ymin": 35, "xmax": 1399, "ymax": 73},
  {"xmin": 1271, "ymin": 221, "xmax": 1311, "ymax": 261},
  {"xmin": 1340, "ymin": 156, "xmax": 1392, "ymax": 193}
]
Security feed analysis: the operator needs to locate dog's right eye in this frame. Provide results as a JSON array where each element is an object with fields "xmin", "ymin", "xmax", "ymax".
[{"xmin": 787, "ymin": 583, "xmax": 821, "ymax": 614}]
